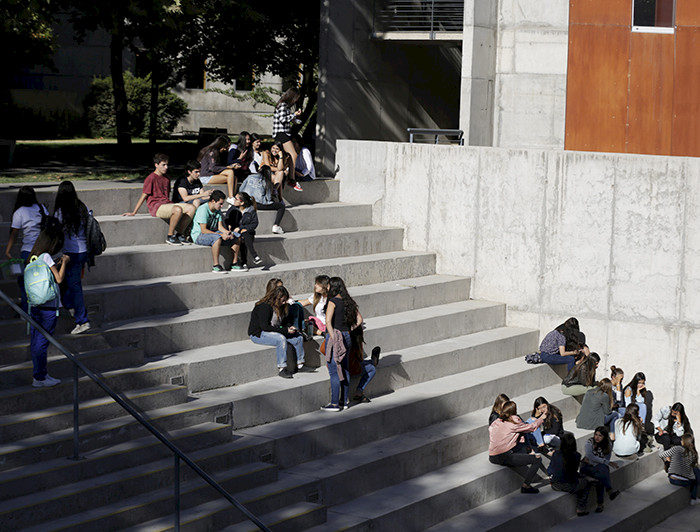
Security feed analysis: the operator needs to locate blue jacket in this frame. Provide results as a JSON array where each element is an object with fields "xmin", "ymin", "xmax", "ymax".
[{"xmin": 239, "ymin": 173, "xmax": 273, "ymax": 205}]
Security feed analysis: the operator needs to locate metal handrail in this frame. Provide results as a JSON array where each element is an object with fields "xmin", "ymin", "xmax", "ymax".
[
  {"xmin": 0, "ymin": 290, "xmax": 270, "ymax": 532},
  {"xmin": 373, "ymin": 0, "xmax": 464, "ymax": 36},
  {"xmin": 407, "ymin": 128, "xmax": 464, "ymax": 145}
]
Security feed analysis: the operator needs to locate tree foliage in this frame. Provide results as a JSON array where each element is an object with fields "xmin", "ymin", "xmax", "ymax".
[
  {"xmin": 84, "ymin": 73, "xmax": 189, "ymax": 138},
  {"xmin": 1, "ymin": 0, "xmax": 57, "ymax": 75}
]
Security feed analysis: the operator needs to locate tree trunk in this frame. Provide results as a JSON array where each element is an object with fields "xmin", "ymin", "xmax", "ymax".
[
  {"xmin": 149, "ymin": 62, "xmax": 159, "ymax": 148},
  {"xmin": 110, "ymin": 30, "xmax": 131, "ymax": 155}
]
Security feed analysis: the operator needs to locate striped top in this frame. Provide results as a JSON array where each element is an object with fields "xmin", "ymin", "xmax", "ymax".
[{"xmin": 659, "ymin": 445, "xmax": 698, "ymax": 480}]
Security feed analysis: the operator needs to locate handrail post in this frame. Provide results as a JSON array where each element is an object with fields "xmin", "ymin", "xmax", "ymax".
[
  {"xmin": 430, "ymin": 0, "xmax": 435, "ymax": 39},
  {"xmin": 69, "ymin": 363, "xmax": 84, "ymax": 461},
  {"xmin": 174, "ymin": 454, "xmax": 181, "ymax": 531}
]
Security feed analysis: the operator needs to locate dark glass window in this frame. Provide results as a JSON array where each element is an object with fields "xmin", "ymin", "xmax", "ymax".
[{"xmin": 633, "ymin": 0, "xmax": 675, "ymax": 28}]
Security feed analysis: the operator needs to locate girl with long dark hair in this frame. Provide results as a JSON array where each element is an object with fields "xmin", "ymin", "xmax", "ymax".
[
  {"xmin": 576, "ymin": 378, "xmax": 620, "ymax": 434},
  {"xmin": 272, "ymin": 87, "xmax": 302, "ymax": 182},
  {"xmin": 653, "ymin": 402, "xmax": 693, "ymax": 450},
  {"xmin": 538, "ymin": 317, "xmax": 584, "ymax": 372},
  {"xmin": 322, "ymin": 277, "xmax": 363, "ymax": 411},
  {"xmin": 613, "ymin": 403, "xmax": 647, "ymax": 457},
  {"xmin": 488, "ymin": 400, "xmax": 548, "ymax": 494},
  {"xmin": 53, "ymin": 181, "xmax": 91, "ymax": 335},
  {"xmin": 196, "ymin": 135, "xmax": 238, "ymax": 205},
  {"xmin": 247, "ymin": 285, "xmax": 305, "ymax": 378},
  {"xmin": 549, "ymin": 431, "xmax": 604, "ymax": 516},
  {"xmin": 659, "ymin": 433, "xmax": 700, "ymax": 504},
  {"xmin": 26, "ymin": 227, "xmax": 70, "ymax": 387},
  {"xmin": 623, "ymin": 371, "xmax": 654, "ymax": 434},
  {"xmin": 526, "ymin": 396, "xmax": 564, "ymax": 453},
  {"xmin": 580, "ymin": 426, "xmax": 621, "ymax": 510},
  {"xmin": 5, "ymin": 186, "xmax": 50, "ymax": 311}
]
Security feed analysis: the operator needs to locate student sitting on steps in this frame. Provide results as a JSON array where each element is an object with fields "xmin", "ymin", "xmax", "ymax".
[
  {"xmin": 122, "ymin": 153, "xmax": 196, "ymax": 246},
  {"xmin": 191, "ymin": 190, "xmax": 235, "ymax": 273},
  {"xmin": 172, "ymin": 160, "xmax": 211, "ymax": 208}
]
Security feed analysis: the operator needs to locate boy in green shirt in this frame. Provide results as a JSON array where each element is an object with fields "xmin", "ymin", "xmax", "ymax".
[{"xmin": 192, "ymin": 190, "xmax": 235, "ymax": 273}]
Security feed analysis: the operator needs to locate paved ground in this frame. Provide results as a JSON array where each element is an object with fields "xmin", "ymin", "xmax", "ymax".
[{"xmin": 649, "ymin": 504, "xmax": 700, "ymax": 531}]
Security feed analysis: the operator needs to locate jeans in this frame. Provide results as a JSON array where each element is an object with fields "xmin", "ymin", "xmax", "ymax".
[
  {"xmin": 489, "ymin": 447, "xmax": 546, "ymax": 486},
  {"xmin": 326, "ymin": 331, "xmax": 351, "ymax": 405},
  {"xmin": 30, "ymin": 307, "xmax": 58, "ymax": 380},
  {"xmin": 668, "ymin": 468, "xmax": 700, "ymax": 500},
  {"xmin": 605, "ymin": 411, "xmax": 620, "ymax": 435},
  {"xmin": 258, "ymin": 202, "xmax": 285, "ymax": 226},
  {"xmin": 250, "ymin": 331, "xmax": 304, "ymax": 368},
  {"xmin": 525, "ymin": 418, "xmax": 561, "ymax": 448},
  {"xmin": 580, "ymin": 462, "xmax": 613, "ymax": 491},
  {"xmin": 236, "ymin": 231, "xmax": 258, "ymax": 263},
  {"xmin": 540, "ymin": 352, "xmax": 576, "ymax": 372},
  {"xmin": 357, "ymin": 360, "xmax": 376, "ymax": 392},
  {"xmin": 655, "ymin": 432, "xmax": 682, "ymax": 451},
  {"xmin": 288, "ymin": 302, "xmax": 305, "ymax": 332},
  {"xmin": 63, "ymin": 252, "xmax": 88, "ymax": 325}
]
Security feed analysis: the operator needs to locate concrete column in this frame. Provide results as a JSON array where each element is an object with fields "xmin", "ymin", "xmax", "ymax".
[{"xmin": 458, "ymin": 1, "xmax": 498, "ymax": 146}]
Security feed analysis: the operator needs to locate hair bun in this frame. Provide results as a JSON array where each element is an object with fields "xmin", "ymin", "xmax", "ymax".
[{"xmin": 610, "ymin": 365, "xmax": 617, "ymax": 371}]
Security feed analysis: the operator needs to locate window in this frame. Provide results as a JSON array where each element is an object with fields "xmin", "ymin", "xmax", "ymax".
[{"xmin": 633, "ymin": 0, "xmax": 675, "ymax": 32}]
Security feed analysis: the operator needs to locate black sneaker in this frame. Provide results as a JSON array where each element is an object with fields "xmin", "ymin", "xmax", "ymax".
[
  {"xmin": 278, "ymin": 368, "xmax": 294, "ymax": 379},
  {"xmin": 178, "ymin": 234, "xmax": 193, "ymax": 245},
  {"xmin": 320, "ymin": 403, "xmax": 340, "ymax": 412},
  {"xmin": 212, "ymin": 264, "xmax": 227, "ymax": 273},
  {"xmin": 371, "ymin": 346, "xmax": 381, "ymax": 366},
  {"xmin": 166, "ymin": 235, "xmax": 182, "ymax": 246},
  {"xmin": 609, "ymin": 490, "xmax": 620, "ymax": 501}
]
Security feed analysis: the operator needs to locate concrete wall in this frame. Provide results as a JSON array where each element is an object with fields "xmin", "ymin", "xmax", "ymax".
[
  {"xmin": 337, "ymin": 139, "xmax": 700, "ymax": 430},
  {"xmin": 493, "ymin": 0, "xmax": 569, "ymax": 149},
  {"xmin": 316, "ymin": 0, "xmax": 462, "ymax": 174}
]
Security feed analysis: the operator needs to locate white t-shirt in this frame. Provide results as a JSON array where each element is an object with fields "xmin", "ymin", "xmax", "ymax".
[
  {"xmin": 56, "ymin": 209, "xmax": 88, "ymax": 254},
  {"xmin": 34, "ymin": 252, "xmax": 61, "ymax": 308},
  {"xmin": 314, "ymin": 296, "xmax": 327, "ymax": 325},
  {"xmin": 11, "ymin": 204, "xmax": 46, "ymax": 254},
  {"xmin": 613, "ymin": 418, "xmax": 640, "ymax": 456},
  {"xmin": 250, "ymin": 151, "xmax": 263, "ymax": 174}
]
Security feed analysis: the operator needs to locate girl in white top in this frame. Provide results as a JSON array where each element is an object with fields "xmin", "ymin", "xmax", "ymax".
[
  {"xmin": 299, "ymin": 274, "xmax": 330, "ymax": 335},
  {"xmin": 6, "ymin": 186, "xmax": 49, "ymax": 312},
  {"xmin": 613, "ymin": 403, "xmax": 644, "ymax": 457}
]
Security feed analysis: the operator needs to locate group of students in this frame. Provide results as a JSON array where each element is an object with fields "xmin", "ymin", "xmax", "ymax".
[
  {"xmin": 247, "ymin": 275, "xmax": 380, "ymax": 410},
  {"xmin": 488, "ymin": 317, "xmax": 700, "ymax": 515},
  {"xmin": 5, "ymin": 183, "xmax": 94, "ymax": 387}
]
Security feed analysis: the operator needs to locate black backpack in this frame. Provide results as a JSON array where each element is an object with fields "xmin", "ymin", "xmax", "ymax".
[{"xmin": 86, "ymin": 210, "xmax": 107, "ymax": 269}]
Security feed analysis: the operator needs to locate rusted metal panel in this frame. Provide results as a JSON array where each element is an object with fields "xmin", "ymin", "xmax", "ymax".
[
  {"xmin": 627, "ymin": 32, "xmax": 674, "ymax": 155},
  {"xmin": 565, "ymin": 24, "xmax": 630, "ymax": 152},
  {"xmin": 672, "ymin": 27, "xmax": 700, "ymax": 156},
  {"xmin": 569, "ymin": 0, "xmax": 630, "ymax": 26}
]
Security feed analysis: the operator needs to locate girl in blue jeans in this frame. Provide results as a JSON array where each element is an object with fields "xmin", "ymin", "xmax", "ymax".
[
  {"xmin": 322, "ymin": 277, "xmax": 371, "ymax": 411},
  {"xmin": 26, "ymin": 228, "xmax": 70, "ymax": 387},
  {"xmin": 248, "ymin": 285, "xmax": 305, "ymax": 378},
  {"xmin": 53, "ymin": 181, "xmax": 91, "ymax": 335}
]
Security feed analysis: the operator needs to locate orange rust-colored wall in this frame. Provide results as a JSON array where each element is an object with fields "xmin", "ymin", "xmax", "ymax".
[{"xmin": 566, "ymin": 0, "xmax": 700, "ymax": 157}]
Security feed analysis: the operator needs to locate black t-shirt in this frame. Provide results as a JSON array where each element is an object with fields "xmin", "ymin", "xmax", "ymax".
[
  {"xmin": 172, "ymin": 176, "xmax": 203, "ymax": 203},
  {"xmin": 330, "ymin": 296, "xmax": 350, "ymax": 331}
]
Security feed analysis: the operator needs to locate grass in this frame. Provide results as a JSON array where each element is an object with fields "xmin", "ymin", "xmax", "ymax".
[{"xmin": 0, "ymin": 172, "xmax": 143, "ymax": 184}]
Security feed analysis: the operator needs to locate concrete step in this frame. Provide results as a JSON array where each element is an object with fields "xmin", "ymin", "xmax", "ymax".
[
  {"xmin": 85, "ymin": 225, "xmax": 405, "ymax": 284},
  {"xmin": 91, "ymin": 202, "xmax": 372, "ymax": 247},
  {"xmin": 221, "ymin": 502, "xmax": 327, "ymax": 532},
  {"xmin": 0, "ymin": 344, "xmax": 143, "ymax": 387},
  {"xmin": 425, "ymin": 427, "xmax": 665, "ymax": 532},
  {"xmin": 108, "ymin": 385, "xmax": 576, "ymax": 532},
  {"xmin": 0, "ymin": 358, "xmax": 187, "ymax": 416},
  {"xmin": 312, "ymin": 427, "xmax": 663, "ymax": 532},
  {"xmin": 549, "ymin": 472, "xmax": 691, "ymax": 531},
  {"xmin": 0, "ymin": 383, "xmax": 188, "ymax": 443},
  {"xmin": 648, "ymin": 487, "xmax": 700, "ymax": 532},
  {"xmin": 15, "ymin": 461, "xmax": 278, "ymax": 532},
  {"xmin": 0, "ymin": 422, "xmax": 232, "ymax": 503},
  {"xmin": 132, "ymin": 301, "xmax": 515, "ymax": 398},
  {"xmin": 79, "ymin": 255, "xmax": 448, "ymax": 324},
  {"xmin": 0, "ymin": 393, "xmax": 231, "ymax": 471},
  {"xmin": 0, "ymin": 179, "xmax": 340, "ymax": 221}
]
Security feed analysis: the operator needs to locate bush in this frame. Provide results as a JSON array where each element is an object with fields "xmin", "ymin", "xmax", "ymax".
[{"xmin": 84, "ymin": 73, "xmax": 189, "ymax": 138}]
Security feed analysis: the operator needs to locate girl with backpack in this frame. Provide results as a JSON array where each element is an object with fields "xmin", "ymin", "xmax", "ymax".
[
  {"xmin": 25, "ymin": 227, "xmax": 70, "ymax": 387},
  {"xmin": 53, "ymin": 181, "xmax": 91, "ymax": 335},
  {"xmin": 5, "ymin": 186, "xmax": 51, "ymax": 312}
]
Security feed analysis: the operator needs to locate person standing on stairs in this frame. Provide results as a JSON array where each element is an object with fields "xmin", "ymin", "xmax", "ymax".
[
  {"xmin": 53, "ymin": 181, "xmax": 92, "ymax": 335},
  {"xmin": 488, "ymin": 400, "xmax": 549, "ymax": 493}
]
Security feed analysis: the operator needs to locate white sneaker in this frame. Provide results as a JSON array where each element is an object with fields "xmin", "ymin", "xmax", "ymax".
[
  {"xmin": 70, "ymin": 322, "xmax": 91, "ymax": 335},
  {"xmin": 691, "ymin": 498, "xmax": 700, "ymax": 506},
  {"xmin": 271, "ymin": 225, "xmax": 285, "ymax": 234},
  {"xmin": 226, "ymin": 196, "xmax": 236, "ymax": 206},
  {"xmin": 44, "ymin": 374, "xmax": 62, "ymax": 385},
  {"xmin": 33, "ymin": 376, "xmax": 60, "ymax": 388}
]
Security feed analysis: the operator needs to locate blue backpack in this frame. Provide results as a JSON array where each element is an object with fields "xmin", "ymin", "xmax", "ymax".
[{"xmin": 24, "ymin": 253, "xmax": 60, "ymax": 317}]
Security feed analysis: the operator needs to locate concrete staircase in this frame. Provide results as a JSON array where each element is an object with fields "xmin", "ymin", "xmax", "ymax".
[{"xmin": 0, "ymin": 179, "xmax": 691, "ymax": 531}]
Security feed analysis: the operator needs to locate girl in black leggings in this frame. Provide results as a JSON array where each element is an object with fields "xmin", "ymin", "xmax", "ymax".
[{"xmin": 488, "ymin": 400, "xmax": 549, "ymax": 493}]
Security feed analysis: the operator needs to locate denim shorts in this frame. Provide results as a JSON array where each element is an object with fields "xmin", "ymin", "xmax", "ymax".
[{"xmin": 195, "ymin": 232, "xmax": 227, "ymax": 246}]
